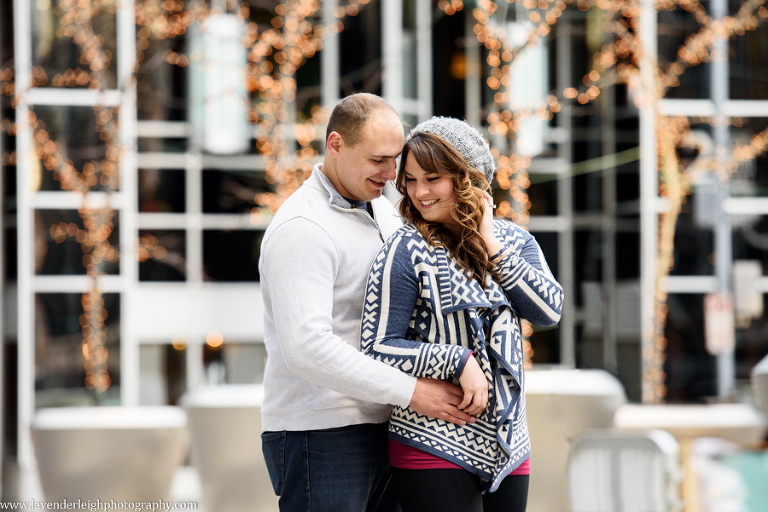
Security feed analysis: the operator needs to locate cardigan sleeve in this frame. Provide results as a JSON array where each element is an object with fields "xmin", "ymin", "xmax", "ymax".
[
  {"xmin": 490, "ymin": 220, "xmax": 564, "ymax": 326},
  {"xmin": 361, "ymin": 234, "xmax": 472, "ymax": 381}
]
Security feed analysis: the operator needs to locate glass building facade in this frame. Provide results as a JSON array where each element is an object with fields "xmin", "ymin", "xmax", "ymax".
[{"xmin": 2, "ymin": 0, "xmax": 768, "ymax": 499}]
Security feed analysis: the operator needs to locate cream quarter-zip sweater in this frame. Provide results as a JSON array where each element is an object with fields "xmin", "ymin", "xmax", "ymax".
[{"xmin": 259, "ymin": 164, "xmax": 416, "ymax": 432}]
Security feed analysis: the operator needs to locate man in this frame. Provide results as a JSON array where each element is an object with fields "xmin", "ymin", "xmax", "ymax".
[{"xmin": 259, "ymin": 93, "xmax": 475, "ymax": 511}]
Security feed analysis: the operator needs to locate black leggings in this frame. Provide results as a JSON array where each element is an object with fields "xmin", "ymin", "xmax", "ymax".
[{"xmin": 391, "ymin": 468, "xmax": 529, "ymax": 512}]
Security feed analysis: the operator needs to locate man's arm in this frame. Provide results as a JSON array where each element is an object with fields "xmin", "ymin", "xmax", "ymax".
[{"xmin": 262, "ymin": 218, "xmax": 473, "ymax": 424}]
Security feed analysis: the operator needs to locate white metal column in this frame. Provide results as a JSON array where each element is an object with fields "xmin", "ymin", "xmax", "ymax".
[
  {"xmin": 118, "ymin": 0, "xmax": 139, "ymax": 406},
  {"xmin": 556, "ymin": 20, "xmax": 576, "ymax": 368},
  {"xmin": 602, "ymin": 81, "xmax": 618, "ymax": 374},
  {"xmin": 416, "ymin": 0, "xmax": 433, "ymax": 121},
  {"xmin": 465, "ymin": 13, "xmax": 483, "ymax": 128},
  {"xmin": 711, "ymin": 0, "xmax": 735, "ymax": 398},
  {"xmin": 13, "ymin": 0, "xmax": 36, "ymax": 496},
  {"xmin": 382, "ymin": 0, "xmax": 404, "ymax": 112},
  {"xmin": 639, "ymin": 0, "xmax": 659, "ymax": 402},
  {"xmin": 321, "ymin": 0, "xmax": 341, "ymax": 108}
]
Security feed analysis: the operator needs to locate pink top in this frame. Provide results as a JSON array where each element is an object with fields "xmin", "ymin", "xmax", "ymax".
[{"xmin": 389, "ymin": 439, "xmax": 531, "ymax": 475}]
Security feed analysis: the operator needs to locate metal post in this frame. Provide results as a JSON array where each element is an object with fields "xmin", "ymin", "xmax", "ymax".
[
  {"xmin": 321, "ymin": 0, "xmax": 340, "ymax": 108},
  {"xmin": 556, "ymin": 20, "xmax": 575, "ymax": 368},
  {"xmin": 118, "ymin": 0, "xmax": 139, "ymax": 405},
  {"xmin": 465, "ymin": 13, "xmax": 482, "ymax": 128},
  {"xmin": 711, "ymin": 0, "xmax": 735, "ymax": 398},
  {"xmin": 381, "ymin": 0, "xmax": 403, "ymax": 112},
  {"xmin": 638, "ymin": 0, "xmax": 659, "ymax": 402},
  {"xmin": 602, "ymin": 81, "xmax": 618, "ymax": 374},
  {"xmin": 13, "ymin": 0, "xmax": 35, "ymax": 497},
  {"xmin": 416, "ymin": 0, "xmax": 432, "ymax": 121}
]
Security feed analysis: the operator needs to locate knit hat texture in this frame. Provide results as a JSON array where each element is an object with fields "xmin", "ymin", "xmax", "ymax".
[{"xmin": 408, "ymin": 116, "xmax": 496, "ymax": 184}]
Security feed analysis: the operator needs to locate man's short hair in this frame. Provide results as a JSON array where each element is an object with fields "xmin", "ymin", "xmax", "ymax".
[{"xmin": 325, "ymin": 93, "xmax": 399, "ymax": 148}]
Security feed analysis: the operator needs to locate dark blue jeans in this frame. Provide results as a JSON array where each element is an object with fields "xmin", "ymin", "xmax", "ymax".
[{"xmin": 261, "ymin": 422, "xmax": 398, "ymax": 512}]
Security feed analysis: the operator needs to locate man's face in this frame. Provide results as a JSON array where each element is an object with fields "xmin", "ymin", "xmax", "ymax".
[{"xmin": 331, "ymin": 110, "xmax": 404, "ymax": 202}]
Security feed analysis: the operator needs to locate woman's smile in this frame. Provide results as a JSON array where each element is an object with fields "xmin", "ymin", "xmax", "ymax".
[{"xmin": 403, "ymin": 153, "xmax": 457, "ymax": 228}]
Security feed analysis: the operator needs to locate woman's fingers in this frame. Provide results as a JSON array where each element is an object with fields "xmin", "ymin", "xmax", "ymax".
[
  {"xmin": 458, "ymin": 390, "xmax": 473, "ymax": 411},
  {"xmin": 464, "ymin": 389, "xmax": 488, "ymax": 416},
  {"xmin": 457, "ymin": 355, "xmax": 490, "ymax": 417}
]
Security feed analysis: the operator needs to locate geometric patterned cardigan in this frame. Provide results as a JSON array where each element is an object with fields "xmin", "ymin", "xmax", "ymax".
[{"xmin": 361, "ymin": 220, "xmax": 564, "ymax": 492}]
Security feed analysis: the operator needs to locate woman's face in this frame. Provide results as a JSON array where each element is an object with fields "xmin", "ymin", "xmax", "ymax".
[{"xmin": 403, "ymin": 152, "xmax": 458, "ymax": 230}]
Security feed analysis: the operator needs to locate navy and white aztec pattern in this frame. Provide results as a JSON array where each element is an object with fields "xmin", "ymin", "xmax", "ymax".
[{"xmin": 361, "ymin": 220, "xmax": 564, "ymax": 492}]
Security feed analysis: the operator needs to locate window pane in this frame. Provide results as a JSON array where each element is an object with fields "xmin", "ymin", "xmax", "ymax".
[
  {"xmin": 136, "ymin": 32, "xmax": 187, "ymax": 122},
  {"xmin": 139, "ymin": 344, "xmax": 187, "ymax": 406},
  {"xmin": 528, "ymin": 231, "xmax": 560, "ymax": 365},
  {"xmin": 203, "ymin": 342, "xmax": 267, "ymax": 385},
  {"xmin": 36, "ymin": 293, "xmax": 121, "ymax": 407},
  {"xmin": 530, "ymin": 326, "xmax": 560, "ymax": 365},
  {"xmin": 658, "ymin": 9, "xmax": 711, "ymax": 100},
  {"xmin": 31, "ymin": 1, "xmax": 118, "ymax": 89},
  {"xmin": 339, "ymin": 3, "xmax": 382, "ymax": 94},
  {"xmin": 664, "ymin": 293, "xmax": 716, "ymax": 402},
  {"xmin": 729, "ymin": 6, "xmax": 768, "ymax": 100},
  {"xmin": 32, "ymin": 105, "xmax": 119, "ymax": 193},
  {"xmin": 36, "ymin": 210, "xmax": 120, "ymax": 276},
  {"xmin": 202, "ymin": 170, "xmax": 272, "ymax": 214},
  {"xmin": 139, "ymin": 169, "xmax": 186, "ymax": 213},
  {"xmin": 203, "ymin": 230, "xmax": 264, "ymax": 282},
  {"xmin": 670, "ymin": 209, "xmax": 715, "ymax": 276},
  {"xmin": 733, "ymin": 215, "xmax": 768, "ymax": 270},
  {"xmin": 527, "ymin": 176, "xmax": 558, "ymax": 216},
  {"xmin": 138, "ymin": 230, "xmax": 186, "ymax": 282},
  {"xmin": 729, "ymin": 117, "xmax": 768, "ymax": 197},
  {"xmin": 138, "ymin": 137, "xmax": 188, "ymax": 153}
]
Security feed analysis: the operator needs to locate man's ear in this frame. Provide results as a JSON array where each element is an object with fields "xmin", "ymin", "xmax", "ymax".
[{"xmin": 327, "ymin": 131, "xmax": 342, "ymax": 157}]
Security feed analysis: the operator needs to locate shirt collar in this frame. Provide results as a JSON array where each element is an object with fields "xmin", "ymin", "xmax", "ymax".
[{"xmin": 312, "ymin": 163, "xmax": 364, "ymax": 210}]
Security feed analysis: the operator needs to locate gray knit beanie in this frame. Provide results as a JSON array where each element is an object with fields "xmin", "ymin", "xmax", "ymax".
[{"xmin": 408, "ymin": 116, "xmax": 496, "ymax": 185}]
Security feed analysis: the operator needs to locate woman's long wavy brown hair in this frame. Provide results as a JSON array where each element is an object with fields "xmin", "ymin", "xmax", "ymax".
[{"xmin": 396, "ymin": 131, "xmax": 493, "ymax": 285}]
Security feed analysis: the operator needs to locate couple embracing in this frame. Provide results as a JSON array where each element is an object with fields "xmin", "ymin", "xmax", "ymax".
[{"xmin": 259, "ymin": 93, "xmax": 563, "ymax": 512}]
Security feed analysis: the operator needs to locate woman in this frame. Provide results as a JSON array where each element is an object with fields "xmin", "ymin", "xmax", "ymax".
[{"xmin": 361, "ymin": 117, "xmax": 564, "ymax": 511}]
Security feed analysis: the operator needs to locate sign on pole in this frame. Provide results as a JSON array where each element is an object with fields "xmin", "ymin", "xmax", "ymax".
[{"xmin": 704, "ymin": 292, "xmax": 735, "ymax": 356}]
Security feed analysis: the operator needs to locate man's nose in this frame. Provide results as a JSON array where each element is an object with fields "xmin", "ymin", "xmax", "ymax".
[{"xmin": 383, "ymin": 160, "xmax": 397, "ymax": 181}]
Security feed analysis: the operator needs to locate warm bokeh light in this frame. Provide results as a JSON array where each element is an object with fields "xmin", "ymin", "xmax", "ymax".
[{"xmin": 206, "ymin": 331, "xmax": 225, "ymax": 349}]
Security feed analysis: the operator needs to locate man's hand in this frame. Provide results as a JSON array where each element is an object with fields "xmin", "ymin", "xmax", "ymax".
[{"xmin": 408, "ymin": 378, "xmax": 476, "ymax": 426}]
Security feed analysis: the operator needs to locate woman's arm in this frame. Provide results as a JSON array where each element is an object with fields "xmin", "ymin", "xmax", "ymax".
[
  {"xmin": 480, "ymin": 193, "xmax": 563, "ymax": 326},
  {"xmin": 480, "ymin": 197, "xmax": 563, "ymax": 328},
  {"xmin": 490, "ymin": 225, "xmax": 564, "ymax": 326}
]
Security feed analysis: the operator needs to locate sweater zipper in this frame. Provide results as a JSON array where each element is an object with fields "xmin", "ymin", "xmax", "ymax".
[{"xmin": 331, "ymin": 203, "xmax": 386, "ymax": 242}]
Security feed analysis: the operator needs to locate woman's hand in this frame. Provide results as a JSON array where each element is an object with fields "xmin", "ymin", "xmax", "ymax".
[
  {"xmin": 457, "ymin": 355, "xmax": 489, "ymax": 417},
  {"xmin": 480, "ymin": 191, "xmax": 503, "ymax": 257}
]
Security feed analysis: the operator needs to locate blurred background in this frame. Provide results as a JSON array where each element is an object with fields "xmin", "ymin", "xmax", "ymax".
[{"xmin": 1, "ymin": 0, "xmax": 768, "ymax": 510}]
